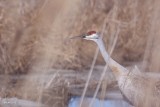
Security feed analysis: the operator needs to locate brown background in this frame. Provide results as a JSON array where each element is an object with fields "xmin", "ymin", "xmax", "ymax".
[{"xmin": 0, "ymin": 0, "xmax": 159, "ymax": 74}]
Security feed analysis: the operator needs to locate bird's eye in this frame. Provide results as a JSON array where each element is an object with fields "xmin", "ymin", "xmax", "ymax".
[
  {"xmin": 82, "ymin": 35, "xmax": 86, "ymax": 38},
  {"xmin": 82, "ymin": 34, "xmax": 87, "ymax": 38}
]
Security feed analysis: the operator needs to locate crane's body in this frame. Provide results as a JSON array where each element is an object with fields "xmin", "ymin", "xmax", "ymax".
[{"xmin": 71, "ymin": 31, "xmax": 160, "ymax": 106}]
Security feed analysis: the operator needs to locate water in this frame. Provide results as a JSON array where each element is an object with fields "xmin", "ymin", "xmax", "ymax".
[{"xmin": 69, "ymin": 97, "xmax": 133, "ymax": 107}]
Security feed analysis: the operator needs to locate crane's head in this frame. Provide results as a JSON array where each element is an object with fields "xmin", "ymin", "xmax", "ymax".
[
  {"xmin": 83, "ymin": 31, "xmax": 99, "ymax": 41},
  {"xmin": 70, "ymin": 31, "xmax": 100, "ymax": 42}
]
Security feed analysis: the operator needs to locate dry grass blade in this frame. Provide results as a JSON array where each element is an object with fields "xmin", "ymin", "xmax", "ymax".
[
  {"xmin": 89, "ymin": 25, "xmax": 120, "ymax": 107},
  {"xmin": 45, "ymin": 70, "xmax": 60, "ymax": 89},
  {"xmin": 78, "ymin": 47, "xmax": 99, "ymax": 107},
  {"xmin": 79, "ymin": 18, "xmax": 108, "ymax": 107}
]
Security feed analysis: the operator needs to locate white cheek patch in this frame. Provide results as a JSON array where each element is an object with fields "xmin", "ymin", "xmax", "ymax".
[{"xmin": 86, "ymin": 34, "xmax": 98, "ymax": 39}]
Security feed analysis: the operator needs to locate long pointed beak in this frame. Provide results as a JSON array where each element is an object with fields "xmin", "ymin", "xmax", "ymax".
[
  {"xmin": 64, "ymin": 34, "xmax": 85, "ymax": 45},
  {"xmin": 69, "ymin": 34, "xmax": 85, "ymax": 39}
]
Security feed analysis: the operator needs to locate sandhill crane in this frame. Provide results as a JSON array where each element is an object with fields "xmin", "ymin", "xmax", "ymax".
[{"xmin": 71, "ymin": 31, "xmax": 160, "ymax": 107}]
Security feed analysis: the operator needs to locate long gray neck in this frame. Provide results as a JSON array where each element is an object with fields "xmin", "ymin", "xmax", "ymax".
[
  {"xmin": 95, "ymin": 38, "xmax": 128, "ymax": 78},
  {"xmin": 95, "ymin": 38, "xmax": 109, "ymax": 62}
]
